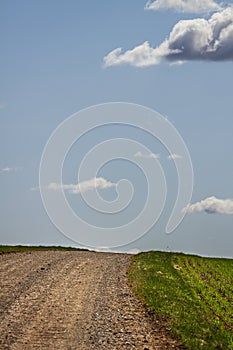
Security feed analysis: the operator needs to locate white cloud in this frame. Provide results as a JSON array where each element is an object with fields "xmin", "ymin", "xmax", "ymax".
[
  {"xmin": 1, "ymin": 166, "xmax": 21, "ymax": 173},
  {"xmin": 104, "ymin": 41, "xmax": 159, "ymax": 67},
  {"xmin": 167, "ymin": 153, "xmax": 182, "ymax": 160},
  {"xmin": 134, "ymin": 151, "xmax": 160, "ymax": 159},
  {"xmin": 30, "ymin": 186, "xmax": 39, "ymax": 191},
  {"xmin": 104, "ymin": 6, "xmax": 233, "ymax": 67},
  {"xmin": 145, "ymin": 0, "xmax": 222, "ymax": 14},
  {"xmin": 1, "ymin": 167, "xmax": 14, "ymax": 173},
  {"xmin": 183, "ymin": 196, "xmax": 233, "ymax": 214},
  {"xmin": 95, "ymin": 246, "xmax": 111, "ymax": 252},
  {"xmin": 126, "ymin": 248, "xmax": 141, "ymax": 254},
  {"xmin": 46, "ymin": 177, "xmax": 116, "ymax": 194}
]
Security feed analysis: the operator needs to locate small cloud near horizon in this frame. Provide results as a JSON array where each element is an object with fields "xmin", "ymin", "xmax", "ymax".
[{"xmin": 126, "ymin": 248, "xmax": 141, "ymax": 254}]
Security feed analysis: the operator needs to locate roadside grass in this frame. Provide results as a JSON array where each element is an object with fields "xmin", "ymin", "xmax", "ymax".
[
  {"xmin": 128, "ymin": 251, "xmax": 233, "ymax": 350},
  {"xmin": 0, "ymin": 245, "xmax": 88, "ymax": 254}
]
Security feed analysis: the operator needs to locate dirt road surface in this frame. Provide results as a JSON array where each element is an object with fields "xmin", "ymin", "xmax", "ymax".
[{"xmin": 0, "ymin": 251, "xmax": 182, "ymax": 349}]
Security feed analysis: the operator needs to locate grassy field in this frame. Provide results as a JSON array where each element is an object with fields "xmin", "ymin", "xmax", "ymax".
[
  {"xmin": 128, "ymin": 251, "xmax": 233, "ymax": 350},
  {"xmin": 0, "ymin": 245, "xmax": 88, "ymax": 254}
]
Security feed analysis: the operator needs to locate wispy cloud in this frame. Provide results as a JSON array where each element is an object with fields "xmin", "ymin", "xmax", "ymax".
[
  {"xmin": 183, "ymin": 196, "xmax": 233, "ymax": 214},
  {"xmin": 0, "ymin": 101, "xmax": 7, "ymax": 110},
  {"xmin": 1, "ymin": 167, "xmax": 14, "ymax": 173},
  {"xmin": 134, "ymin": 151, "xmax": 160, "ymax": 159},
  {"xmin": 104, "ymin": 6, "xmax": 233, "ymax": 67},
  {"xmin": 30, "ymin": 186, "xmax": 39, "ymax": 191},
  {"xmin": 36, "ymin": 177, "xmax": 116, "ymax": 194},
  {"xmin": 145, "ymin": 0, "xmax": 222, "ymax": 14},
  {"xmin": 1, "ymin": 166, "xmax": 21, "ymax": 173},
  {"xmin": 167, "ymin": 153, "xmax": 182, "ymax": 160},
  {"xmin": 134, "ymin": 152, "xmax": 182, "ymax": 160}
]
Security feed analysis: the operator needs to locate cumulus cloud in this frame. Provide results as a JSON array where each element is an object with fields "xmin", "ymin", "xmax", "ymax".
[
  {"xmin": 183, "ymin": 196, "xmax": 233, "ymax": 214},
  {"xmin": 145, "ymin": 0, "xmax": 222, "ymax": 14},
  {"xmin": 47, "ymin": 177, "xmax": 116, "ymax": 194},
  {"xmin": 167, "ymin": 153, "xmax": 182, "ymax": 160},
  {"xmin": 104, "ymin": 42, "xmax": 159, "ymax": 67},
  {"xmin": 104, "ymin": 6, "xmax": 233, "ymax": 67},
  {"xmin": 134, "ymin": 151, "xmax": 160, "ymax": 159}
]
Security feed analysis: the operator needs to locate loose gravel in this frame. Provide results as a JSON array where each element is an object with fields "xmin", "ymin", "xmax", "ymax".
[{"xmin": 0, "ymin": 251, "xmax": 183, "ymax": 349}]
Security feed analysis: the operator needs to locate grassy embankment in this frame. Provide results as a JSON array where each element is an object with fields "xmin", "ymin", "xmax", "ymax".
[
  {"xmin": 128, "ymin": 251, "xmax": 233, "ymax": 350},
  {"xmin": 0, "ymin": 245, "xmax": 88, "ymax": 254}
]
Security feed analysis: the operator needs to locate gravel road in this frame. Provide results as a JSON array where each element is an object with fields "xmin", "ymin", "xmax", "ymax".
[{"xmin": 0, "ymin": 251, "xmax": 183, "ymax": 349}]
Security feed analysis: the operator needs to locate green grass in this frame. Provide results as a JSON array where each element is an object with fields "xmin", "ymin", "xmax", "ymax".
[
  {"xmin": 128, "ymin": 251, "xmax": 233, "ymax": 350},
  {"xmin": 0, "ymin": 245, "xmax": 89, "ymax": 254}
]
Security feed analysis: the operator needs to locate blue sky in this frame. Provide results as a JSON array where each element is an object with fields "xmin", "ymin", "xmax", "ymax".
[{"xmin": 1, "ymin": 0, "xmax": 233, "ymax": 257}]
